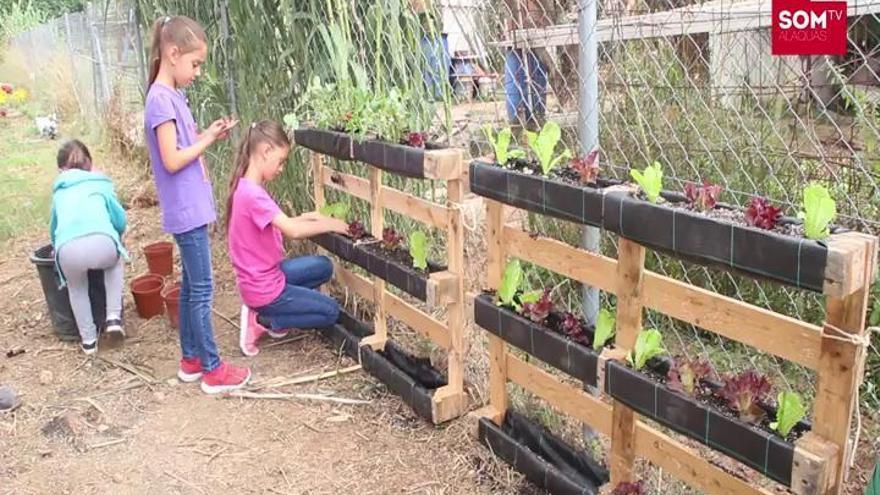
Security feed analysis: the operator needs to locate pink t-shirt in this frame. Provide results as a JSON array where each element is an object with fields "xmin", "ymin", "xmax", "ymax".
[{"xmin": 228, "ymin": 178, "xmax": 285, "ymax": 308}]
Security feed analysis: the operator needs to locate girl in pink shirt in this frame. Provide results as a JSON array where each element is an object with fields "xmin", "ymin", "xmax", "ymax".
[{"xmin": 226, "ymin": 120, "xmax": 349, "ymax": 356}]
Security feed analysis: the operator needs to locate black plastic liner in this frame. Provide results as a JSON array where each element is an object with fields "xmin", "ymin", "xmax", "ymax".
[
  {"xmin": 473, "ymin": 293, "xmax": 599, "ymax": 387},
  {"xmin": 604, "ymin": 360, "xmax": 808, "ymax": 486},
  {"xmin": 294, "ymin": 127, "xmax": 432, "ymax": 179},
  {"xmin": 319, "ymin": 310, "xmax": 446, "ymax": 422},
  {"xmin": 312, "ymin": 232, "xmax": 445, "ymax": 302},
  {"xmin": 469, "ymin": 160, "xmax": 831, "ymax": 292},
  {"xmin": 478, "ymin": 410, "xmax": 608, "ymax": 495}
]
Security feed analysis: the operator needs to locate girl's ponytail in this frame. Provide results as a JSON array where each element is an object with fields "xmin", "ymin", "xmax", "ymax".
[
  {"xmin": 147, "ymin": 17, "xmax": 165, "ymax": 86},
  {"xmin": 225, "ymin": 121, "xmax": 292, "ymax": 233}
]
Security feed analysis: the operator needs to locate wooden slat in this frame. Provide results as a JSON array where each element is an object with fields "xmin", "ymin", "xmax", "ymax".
[
  {"xmin": 814, "ymin": 237, "xmax": 875, "ymax": 494},
  {"xmin": 642, "ymin": 272, "xmax": 824, "ymax": 370},
  {"xmin": 423, "ymin": 148, "xmax": 464, "ymax": 180},
  {"xmin": 363, "ymin": 167, "xmax": 387, "ymax": 351},
  {"xmin": 792, "ymin": 433, "xmax": 838, "ymax": 495},
  {"xmin": 504, "ymin": 226, "xmax": 618, "ymax": 294},
  {"xmin": 445, "ymin": 177, "xmax": 466, "ymax": 394},
  {"xmin": 506, "ymin": 354, "xmax": 772, "ymax": 495},
  {"xmin": 507, "ymin": 353, "xmax": 612, "ymax": 434},
  {"xmin": 612, "ymin": 403, "xmax": 637, "ymax": 486},
  {"xmin": 333, "ymin": 264, "xmax": 450, "ymax": 349},
  {"xmin": 824, "ymin": 232, "xmax": 879, "ymax": 297},
  {"xmin": 322, "ymin": 168, "xmax": 449, "ymax": 228},
  {"xmin": 312, "ymin": 153, "xmax": 329, "ymax": 295},
  {"xmin": 426, "ymin": 271, "xmax": 459, "ymax": 306},
  {"xmin": 486, "ymin": 200, "xmax": 508, "ymax": 423}
]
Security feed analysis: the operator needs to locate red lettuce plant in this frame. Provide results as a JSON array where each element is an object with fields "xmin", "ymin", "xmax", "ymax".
[
  {"xmin": 348, "ymin": 221, "xmax": 367, "ymax": 240},
  {"xmin": 718, "ymin": 371, "xmax": 772, "ymax": 423},
  {"xmin": 382, "ymin": 227, "xmax": 405, "ymax": 250},
  {"xmin": 560, "ymin": 311, "xmax": 589, "ymax": 345},
  {"xmin": 667, "ymin": 356, "xmax": 716, "ymax": 397},
  {"xmin": 612, "ymin": 481, "xmax": 646, "ymax": 495},
  {"xmin": 744, "ymin": 196, "xmax": 782, "ymax": 230},
  {"xmin": 684, "ymin": 181, "xmax": 723, "ymax": 211},
  {"xmin": 522, "ymin": 288, "xmax": 553, "ymax": 324},
  {"xmin": 407, "ymin": 132, "xmax": 427, "ymax": 148},
  {"xmin": 569, "ymin": 147, "xmax": 600, "ymax": 184}
]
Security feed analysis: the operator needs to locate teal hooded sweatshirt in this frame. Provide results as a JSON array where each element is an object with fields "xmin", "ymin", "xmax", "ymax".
[{"xmin": 50, "ymin": 169, "xmax": 129, "ymax": 285}]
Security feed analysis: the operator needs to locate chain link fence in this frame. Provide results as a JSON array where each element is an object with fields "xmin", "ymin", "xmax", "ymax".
[{"xmin": 7, "ymin": 1, "xmax": 145, "ymax": 132}]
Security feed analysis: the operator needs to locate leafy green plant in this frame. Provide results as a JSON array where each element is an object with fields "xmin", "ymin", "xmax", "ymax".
[
  {"xmin": 798, "ymin": 183, "xmax": 836, "ymax": 240},
  {"xmin": 319, "ymin": 202, "xmax": 349, "ymax": 220},
  {"xmin": 628, "ymin": 328, "xmax": 665, "ymax": 370},
  {"xmin": 770, "ymin": 391, "xmax": 806, "ymax": 437},
  {"xmin": 483, "ymin": 126, "xmax": 525, "ymax": 166},
  {"xmin": 592, "ymin": 308, "xmax": 616, "ymax": 350},
  {"xmin": 409, "ymin": 231, "xmax": 428, "ymax": 270},
  {"xmin": 525, "ymin": 121, "xmax": 571, "ymax": 176},
  {"xmin": 630, "ymin": 162, "xmax": 664, "ymax": 203},
  {"xmin": 870, "ymin": 284, "xmax": 880, "ymax": 326},
  {"xmin": 497, "ymin": 260, "xmax": 522, "ymax": 309}
]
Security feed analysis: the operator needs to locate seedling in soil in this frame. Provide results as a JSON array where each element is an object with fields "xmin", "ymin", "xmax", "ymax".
[
  {"xmin": 483, "ymin": 125, "xmax": 525, "ymax": 166},
  {"xmin": 381, "ymin": 227, "xmax": 405, "ymax": 251},
  {"xmin": 409, "ymin": 231, "xmax": 428, "ymax": 270},
  {"xmin": 592, "ymin": 308, "xmax": 615, "ymax": 350},
  {"xmin": 525, "ymin": 121, "xmax": 571, "ymax": 176},
  {"xmin": 799, "ymin": 183, "xmax": 836, "ymax": 240},
  {"xmin": 717, "ymin": 370, "xmax": 772, "ymax": 424},
  {"xmin": 569, "ymin": 147, "xmax": 600, "ymax": 184},
  {"xmin": 406, "ymin": 131, "xmax": 427, "ymax": 148},
  {"xmin": 628, "ymin": 328, "xmax": 665, "ymax": 370},
  {"xmin": 684, "ymin": 181, "xmax": 722, "ymax": 212},
  {"xmin": 666, "ymin": 356, "xmax": 716, "ymax": 397},
  {"xmin": 347, "ymin": 220, "xmax": 367, "ymax": 240},
  {"xmin": 319, "ymin": 202, "xmax": 350, "ymax": 220},
  {"xmin": 561, "ymin": 312, "xmax": 590, "ymax": 345},
  {"xmin": 630, "ymin": 162, "xmax": 664, "ymax": 203},
  {"xmin": 770, "ymin": 391, "xmax": 806, "ymax": 438},
  {"xmin": 744, "ymin": 196, "xmax": 782, "ymax": 230},
  {"xmin": 612, "ymin": 480, "xmax": 647, "ymax": 495},
  {"xmin": 521, "ymin": 288, "xmax": 553, "ymax": 324},
  {"xmin": 497, "ymin": 260, "xmax": 523, "ymax": 310}
]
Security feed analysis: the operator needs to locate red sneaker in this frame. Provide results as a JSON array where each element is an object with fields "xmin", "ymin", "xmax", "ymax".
[
  {"xmin": 200, "ymin": 362, "xmax": 251, "ymax": 394},
  {"xmin": 177, "ymin": 356, "xmax": 203, "ymax": 382}
]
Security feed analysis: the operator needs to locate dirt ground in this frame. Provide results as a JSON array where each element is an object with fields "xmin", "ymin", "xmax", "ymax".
[{"xmin": 0, "ymin": 183, "xmax": 528, "ymax": 495}]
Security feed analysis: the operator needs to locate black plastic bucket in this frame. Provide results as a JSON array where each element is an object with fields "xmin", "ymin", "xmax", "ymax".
[{"xmin": 29, "ymin": 244, "xmax": 107, "ymax": 342}]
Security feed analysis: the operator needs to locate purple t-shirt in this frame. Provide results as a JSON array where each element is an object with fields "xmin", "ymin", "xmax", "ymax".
[{"xmin": 144, "ymin": 83, "xmax": 217, "ymax": 234}]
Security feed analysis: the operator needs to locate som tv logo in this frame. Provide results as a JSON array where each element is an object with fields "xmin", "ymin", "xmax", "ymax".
[{"xmin": 772, "ymin": 0, "xmax": 847, "ymax": 55}]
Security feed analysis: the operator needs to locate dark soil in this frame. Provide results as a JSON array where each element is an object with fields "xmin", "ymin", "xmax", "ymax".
[
  {"xmin": 641, "ymin": 361, "xmax": 806, "ymax": 443},
  {"xmin": 498, "ymin": 157, "xmax": 622, "ymax": 188},
  {"xmin": 664, "ymin": 199, "xmax": 806, "ymax": 238},
  {"xmin": 497, "ymin": 292, "xmax": 597, "ymax": 348}
]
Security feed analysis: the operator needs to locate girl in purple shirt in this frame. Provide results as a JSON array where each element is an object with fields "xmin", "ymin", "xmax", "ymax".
[{"xmin": 143, "ymin": 15, "xmax": 249, "ymax": 394}]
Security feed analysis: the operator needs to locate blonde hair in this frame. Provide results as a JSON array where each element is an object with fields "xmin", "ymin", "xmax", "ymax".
[{"xmin": 148, "ymin": 15, "xmax": 207, "ymax": 86}]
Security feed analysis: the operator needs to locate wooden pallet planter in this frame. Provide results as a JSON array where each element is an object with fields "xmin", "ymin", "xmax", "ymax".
[
  {"xmin": 469, "ymin": 160, "xmax": 870, "ymax": 296},
  {"xmin": 303, "ymin": 136, "xmax": 467, "ymax": 424},
  {"xmin": 470, "ymin": 159, "xmax": 879, "ymax": 495},
  {"xmin": 294, "ymin": 127, "xmax": 462, "ymax": 180}
]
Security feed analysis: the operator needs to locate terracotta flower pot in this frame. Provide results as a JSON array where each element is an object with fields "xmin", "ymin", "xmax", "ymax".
[
  {"xmin": 130, "ymin": 274, "xmax": 165, "ymax": 319},
  {"xmin": 143, "ymin": 241, "xmax": 173, "ymax": 277},
  {"xmin": 162, "ymin": 283, "xmax": 181, "ymax": 330}
]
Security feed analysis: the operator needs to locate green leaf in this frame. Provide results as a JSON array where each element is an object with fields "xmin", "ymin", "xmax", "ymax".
[
  {"xmin": 798, "ymin": 183, "xmax": 836, "ymax": 240},
  {"xmin": 592, "ymin": 308, "xmax": 616, "ymax": 350},
  {"xmin": 319, "ymin": 202, "xmax": 349, "ymax": 220},
  {"xmin": 283, "ymin": 113, "xmax": 299, "ymax": 130},
  {"xmin": 497, "ymin": 260, "xmax": 522, "ymax": 308},
  {"xmin": 628, "ymin": 328, "xmax": 665, "ymax": 370},
  {"xmin": 769, "ymin": 391, "xmax": 805, "ymax": 438},
  {"xmin": 869, "ymin": 299, "xmax": 880, "ymax": 326},
  {"xmin": 484, "ymin": 126, "xmax": 517, "ymax": 165},
  {"xmin": 520, "ymin": 290, "xmax": 542, "ymax": 304},
  {"xmin": 409, "ymin": 231, "xmax": 428, "ymax": 270},
  {"xmin": 526, "ymin": 121, "xmax": 565, "ymax": 175},
  {"xmin": 630, "ymin": 162, "xmax": 664, "ymax": 203}
]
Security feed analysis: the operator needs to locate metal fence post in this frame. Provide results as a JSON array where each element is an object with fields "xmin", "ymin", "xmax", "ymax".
[{"xmin": 579, "ymin": 0, "xmax": 600, "ymax": 326}]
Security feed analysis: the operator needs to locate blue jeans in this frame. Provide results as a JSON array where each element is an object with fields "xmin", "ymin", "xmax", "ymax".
[
  {"xmin": 504, "ymin": 48, "xmax": 547, "ymax": 125},
  {"xmin": 173, "ymin": 225, "xmax": 221, "ymax": 372},
  {"xmin": 256, "ymin": 256, "xmax": 339, "ymax": 330}
]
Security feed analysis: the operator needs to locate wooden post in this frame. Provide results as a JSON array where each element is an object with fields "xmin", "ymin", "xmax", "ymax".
[
  {"xmin": 311, "ymin": 152, "xmax": 325, "ymax": 210},
  {"xmin": 362, "ymin": 168, "xmax": 387, "ymax": 350},
  {"xmin": 486, "ymin": 199, "xmax": 508, "ymax": 424},
  {"xmin": 446, "ymin": 178, "xmax": 465, "ymax": 393},
  {"xmin": 813, "ymin": 237, "xmax": 876, "ymax": 495},
  {"xmin": 610, "ymin": 237, "xmax": 646, "ymax": 486}
]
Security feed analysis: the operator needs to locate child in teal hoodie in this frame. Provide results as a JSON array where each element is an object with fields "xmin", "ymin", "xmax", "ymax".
[{"xmin": 50, "ymin": 140, "xmax": 128, "ymax": 354}]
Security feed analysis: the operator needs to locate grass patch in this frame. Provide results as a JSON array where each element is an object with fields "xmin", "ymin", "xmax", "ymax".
[{"xmin": 0, "ymin": 118, "xmax": 58, "ymax": 240}]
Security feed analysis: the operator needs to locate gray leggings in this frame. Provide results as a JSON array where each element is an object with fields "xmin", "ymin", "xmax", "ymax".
[{"xmin": 57, "ymin": 234, "xmax": 124, "ymax": 343}]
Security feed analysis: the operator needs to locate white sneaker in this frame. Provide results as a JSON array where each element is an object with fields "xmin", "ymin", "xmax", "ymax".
[{"xmin": 81, "ymin": 340, "xmax": 97, "ymax": 355}]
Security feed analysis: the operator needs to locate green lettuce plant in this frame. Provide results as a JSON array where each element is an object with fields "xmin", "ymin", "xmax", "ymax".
[
  {"xmin": 497, "ymin": 260, "xmax": 522, "ymax": 310},
  {"xmin": 525, "ymin": 121, "xmax": 571, "ymax": 176},
  {"xmin": 798, "ymin": 183, "xmax": 836, "ymax": 240},
  {"xmin": 592, "ymin": 308, "xmax": 616, "ymax": 350},
  {"xmin": 483, "ymin": 125, "xmax": 525, "ymax": 166},
  {"xmin": 630, "ymin": 162, "xmax": 664, "ymax": 203},
  {"xmin": 770, "ymin": 391, "xmax": 806, "ymax": 437},
  {"xmin": 319, "ymin": 202, "xmax": 349, "ymax": 220},
  {"xmin": 409, "ymin": 231, "xmax": 428, "ymax": 270},
  {"xmin": 628, "ymin": 328, "xmax": 665, "ymax": 370}
]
